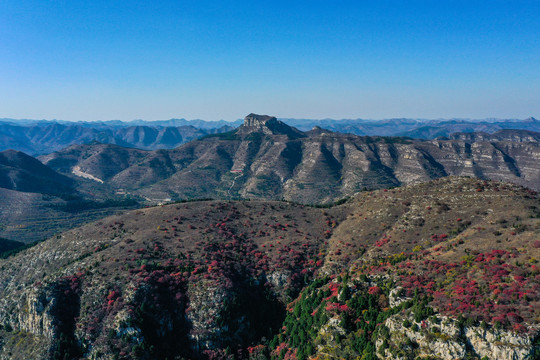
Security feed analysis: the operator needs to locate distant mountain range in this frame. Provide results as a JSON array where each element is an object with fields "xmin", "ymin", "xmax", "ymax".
[
  {"xmin": 282, "ymin": 116, "xmax": 540, "ymax": 138},
  {"xmin": 1, "ymin": 116, "xmax": 538, "ymax": 155},
  {"xmin": 0, "ymin": 117, "xmax": 244, "ymax": 129},
  {"xmin": 0, "ymin": 121, "xmax": 234, "ymax": 155}
]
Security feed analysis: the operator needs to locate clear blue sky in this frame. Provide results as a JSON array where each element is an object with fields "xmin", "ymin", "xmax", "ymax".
[{"xmin": 1, "ymin": 0, "xmax": 539, "ymax": 121}]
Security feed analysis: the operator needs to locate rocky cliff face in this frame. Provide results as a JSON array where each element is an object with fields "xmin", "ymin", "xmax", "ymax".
[
  {"xmin": 378, "ymin": 314, "xmax": 466, "ymax": 360},
  {"xmin": 237, "ymin": 113, "xmax": 306, "ymax": 139},
  {"xmin": 464, "ymin": 326, "xmax": 534, "ymax": 360},
  {"xmin": 378, "ymin": 314, "xmax": 535, "ymax": 360},
  {"xmin": 242, "ymin": 114, "xmax": 277, "ymax": 129}
]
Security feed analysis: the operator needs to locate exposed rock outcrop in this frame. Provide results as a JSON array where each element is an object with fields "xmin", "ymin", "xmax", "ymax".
[
  {"xmin": 377, "ymin": 314, "xmax": 466, "ymax": 360},
  {"xmin": 464, "ymin": 326, "xmax": 534, "ymax": 360},
  {"xmin": 377, "ymin": 313, "xmax": 536, "ymax": 360}
]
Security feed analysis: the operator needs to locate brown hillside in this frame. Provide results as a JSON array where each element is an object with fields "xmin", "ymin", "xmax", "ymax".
[{"xmin": 0, "ymin": 177, "xmax": 537, "ymax": 359}]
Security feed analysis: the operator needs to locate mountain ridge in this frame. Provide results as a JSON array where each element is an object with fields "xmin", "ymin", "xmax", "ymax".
[
  {"xmin": 39, "ymin": 115, "xmax": 540, "ymax": 204},
  {"xmin": 2, "ymin": 116, "xmax": 539, "ymax": 155},
  {"xmin": 0, "ymin": 122, "xmax": 234, "ymax": 155}
]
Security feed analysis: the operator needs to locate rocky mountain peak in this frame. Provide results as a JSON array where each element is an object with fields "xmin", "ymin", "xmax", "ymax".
[
  {"xmin": 243, "ymin": 113, "xmax": 278, "ymax": 127},
  {"xmin": 238, "ymin": 113, "xmax": 306, "ymax": 138},
  {"xmin": 240, "ymin": 113, "xmax": 281, "ymax": 135}
]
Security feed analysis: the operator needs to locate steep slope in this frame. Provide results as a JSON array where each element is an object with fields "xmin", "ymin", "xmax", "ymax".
[
  {"xmin": 0, "ymin": 150, "xmax": 138, "ymax": 243},
  {"xmin": 273, "ymin": 178, "xmax": 540, "ymax": 360},
  {"xmin": 0, "ymin": 177, "xmax": 537, "ymax": 359},
  {"xmin": 0, "ymin": 150, "xmax": 75, "ymax": 196},
  {"xmin": 0, "ymin": 198, "xmax": 343, "ymax": 359},
  {"xmin": 0, "ymin": 237, "xmax": 24, "ymax": 255},
  {"xmin": 41, "ymin": 114, "xmax": 540, "ymax": 204},
  {"xmin": 0, "ymin": 186, "xmax": 136, "ymax": 244},
  {"xmin": 39, "ymin": 143, "xmax": 149, "ymax": 183}
]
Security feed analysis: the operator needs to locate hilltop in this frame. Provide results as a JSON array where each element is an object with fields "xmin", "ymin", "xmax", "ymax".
[{"xmin": 0, "ymin": 177, "xmax": 538, "ymax": 359}]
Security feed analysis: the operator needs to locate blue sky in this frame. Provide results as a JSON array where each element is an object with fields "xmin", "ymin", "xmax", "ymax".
[{"xmin": 0, "ymin": 0, "xmax": 538, "ymax": 121}]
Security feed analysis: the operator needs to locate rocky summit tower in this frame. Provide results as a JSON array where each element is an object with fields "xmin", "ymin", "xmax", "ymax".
[
  {"xmin": 237, "ymin": 113, "xmax": 306, "ymax": 138},
  {"xmin": 241, "ymin": 113, "xmax": 279, "ymax": 135}
]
